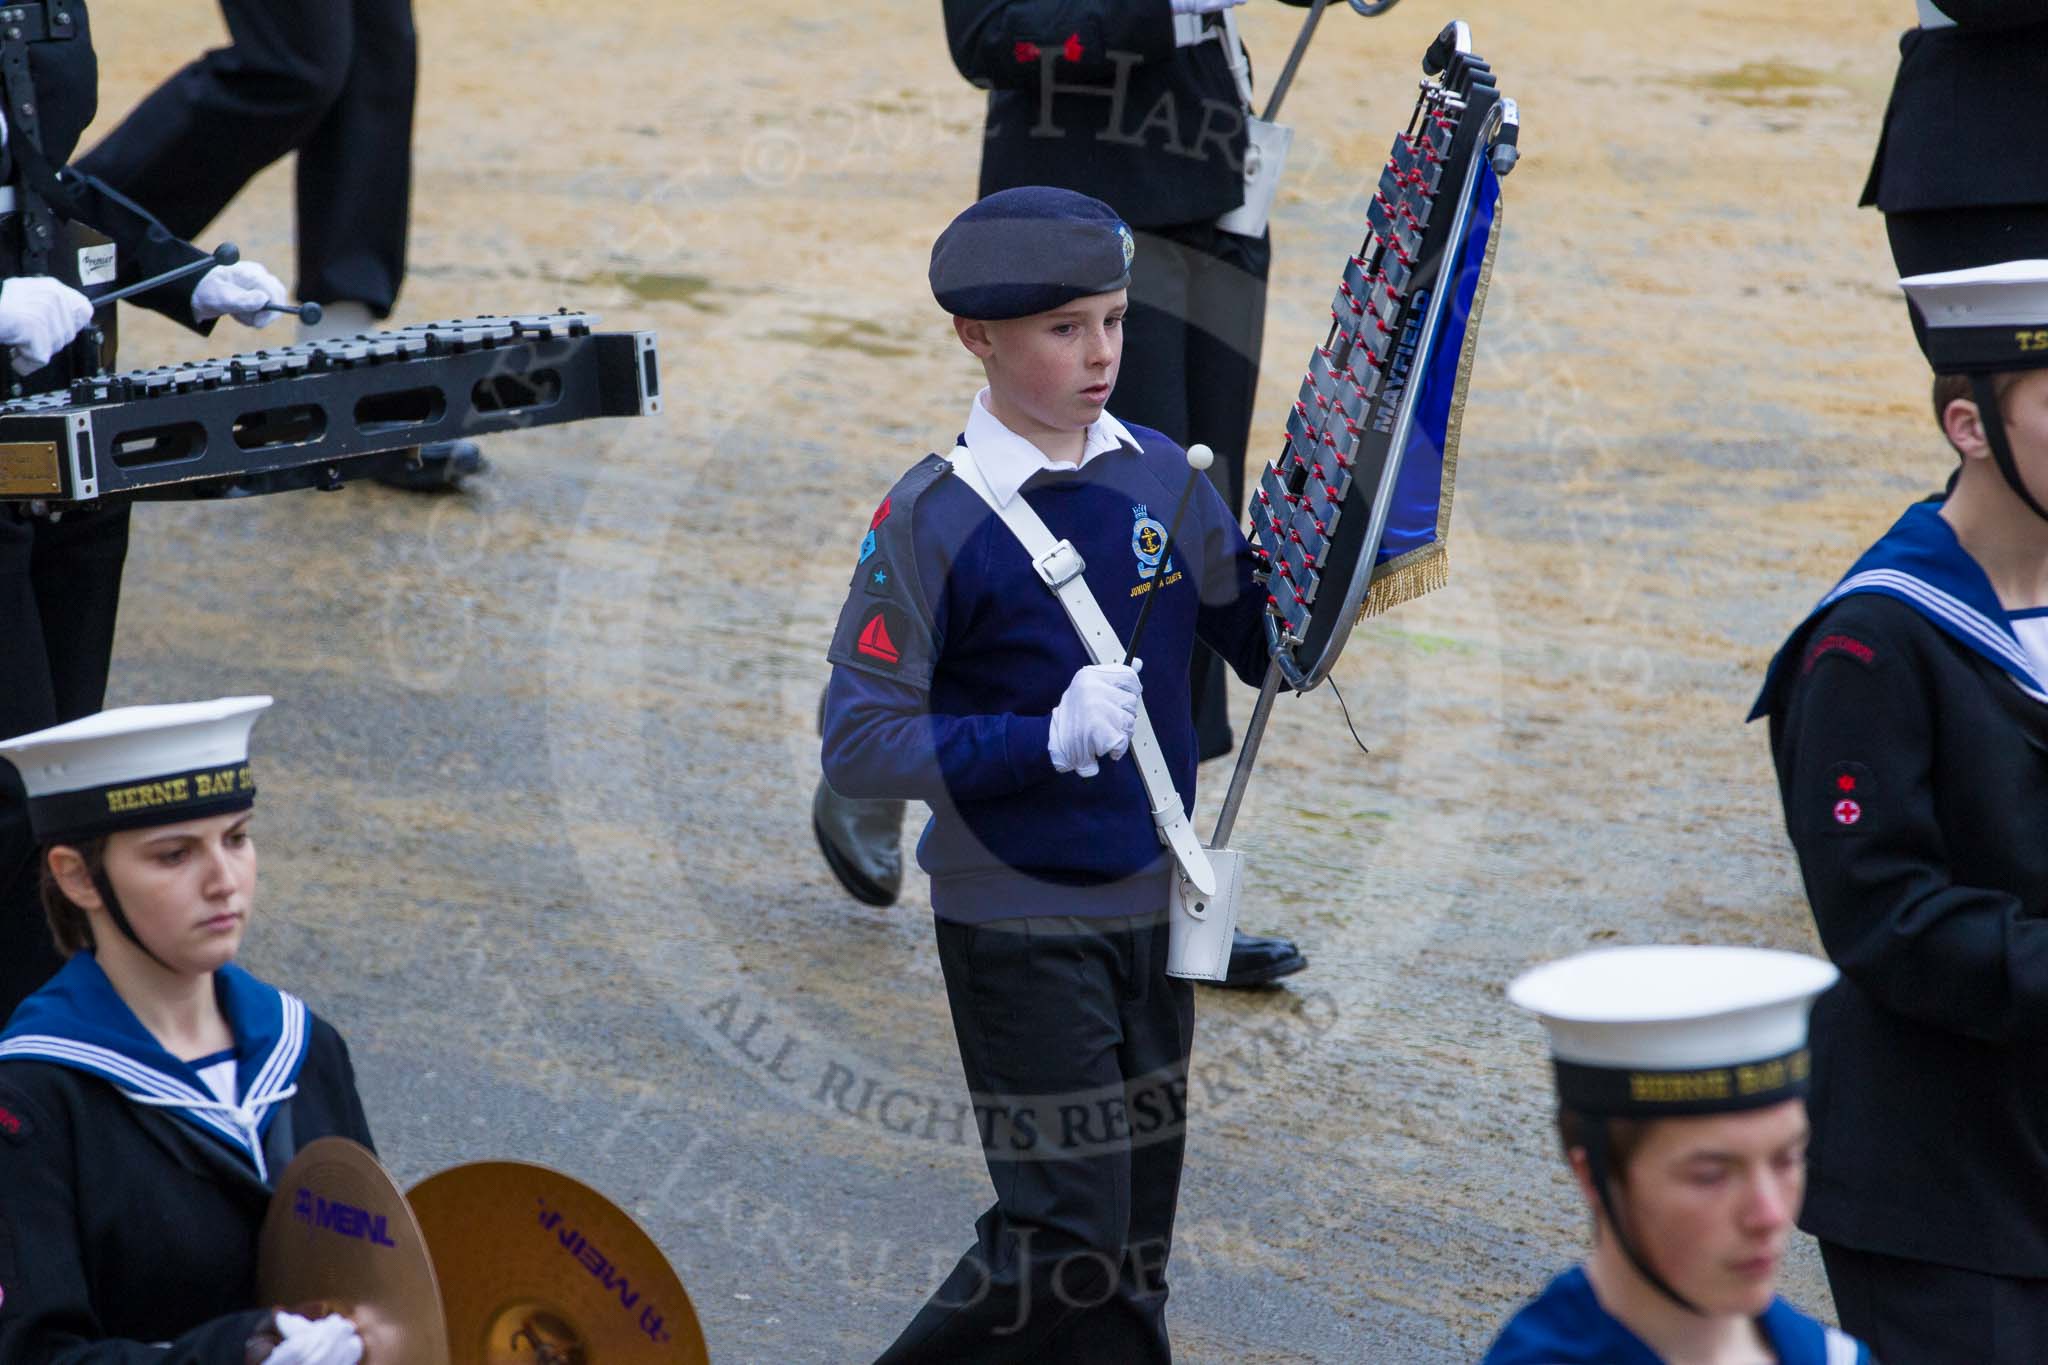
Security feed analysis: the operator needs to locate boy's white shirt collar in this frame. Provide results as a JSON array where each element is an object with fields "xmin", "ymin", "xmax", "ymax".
[{"xmin": 962, "ymin": 387, "xmax": 1137, "ymax": 507}]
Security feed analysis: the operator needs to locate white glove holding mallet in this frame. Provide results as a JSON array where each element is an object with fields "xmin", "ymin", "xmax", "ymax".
[
  {"xmin": 263, "ymin": 1312, "xmax": 363, "ymax": 1365},
  {"xmin": 192, "ymin": 260, "xmax": 292, "ymax": 328},
  {"xmin": 0, "ymin": 276, "xmax": 93, "ymax": 375},
  {"xmin": 1049, "ymin": 661, "xmax": 1144, "ymax": 778}
]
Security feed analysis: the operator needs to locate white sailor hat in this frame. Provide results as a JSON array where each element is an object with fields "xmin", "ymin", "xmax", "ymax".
[
  {"xmin": 1901, "ymin": 259, "xmax": 2048, "ymax": 375},
  {"xmin": 1508, "ymin": 946, "xmax": 1838, "ymax": 1118},
  {"xmin": 0, "ymin": 696, "xmax": 273, "ymax": 844}
]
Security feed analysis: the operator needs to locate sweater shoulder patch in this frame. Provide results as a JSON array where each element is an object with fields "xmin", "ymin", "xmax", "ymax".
[{"xmin": 827, "ymin": 455, "xmax": 951, "ymax": 690}]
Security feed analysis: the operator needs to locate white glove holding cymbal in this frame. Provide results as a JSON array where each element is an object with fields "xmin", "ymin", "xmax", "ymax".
[
  {"xmin": 0, "ymin": 276, "xmax": 93, "ymax": 375},
  {"xmin": 1049, "ymin": 661, "xmax": 1144, "ymax": 778},
  {"xmin": 192, "ymin": 260, "xmax": 290, "ymax": 328},
  {"xmin": 260, "ymin": 1312, "xmax": 363, "ymax": 1365},
  {"xmin": 1171, "ymin": 0, "xmax": 1245, "ymax": 11}
]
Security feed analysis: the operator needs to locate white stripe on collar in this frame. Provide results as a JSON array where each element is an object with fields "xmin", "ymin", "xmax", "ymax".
[
  {"xmin": 961, "ymin": 387, "xmax": 1138, "ymax": 508},
  {"xmin": 0, "ymin": 990, "xmax": 309, "ymax": 1176},
  {"xmin": 1823, "ymin": 568, "xmax": 2048, "ymax": 701}
]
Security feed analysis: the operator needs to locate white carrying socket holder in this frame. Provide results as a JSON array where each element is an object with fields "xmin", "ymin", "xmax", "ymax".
[
  {"xmin": 1214, "ymin": 9, "xmax": 1292, "ymax": 239},
  {"xmin": 1216, "ymin": 120, "xmax": 1293, "ymax": 239},
  {"xmin": 1168, "ymin": 847, "xmax": 1244, "ymax": 981}
]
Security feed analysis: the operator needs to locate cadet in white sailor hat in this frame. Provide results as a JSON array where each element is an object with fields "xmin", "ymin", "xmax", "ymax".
[
  {"xmin": 0, "ymin": 698, "xmax": 373, "ymax": 1365},
  {"xmin": 1482, "ymin": 946, "xmax": 1870, "ymax": 1365},
  {"xmin": 1749, "ymin": 260, "xmax": 2048, "ymax": 1363}
]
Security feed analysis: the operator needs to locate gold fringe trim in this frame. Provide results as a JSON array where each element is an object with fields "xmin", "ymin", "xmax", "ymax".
[
  {"xmin": 1361, "ymin": 544, "xmax": 1449, "ymax": 618},
  {"xmin": 1357, "ymin": 196, "xmax": 1504, "ymax": 623}
]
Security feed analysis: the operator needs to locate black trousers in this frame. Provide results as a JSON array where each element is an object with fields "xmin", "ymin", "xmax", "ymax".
[
  {"xmin": 1119, "ymin": 222, "xmax": 1271, "ymax": 762},
  {"xmin": 1885, "ymin": 206, "xmax": 2048, "ymax": 355},
  {"xmin": 77, "ymin": 0, "xmax": 417, "ymax": 315},
  {"xmin": 877, "ymin": 913, "xmax": 1194, "ymax": 1364},
  {"xmin": 1822, "ymin": 1240, "xmax": 2048, "ymax": 1364},
  {"xmin": 0, "ymin": 503, "xmax": 131, "ymax": 1021}
]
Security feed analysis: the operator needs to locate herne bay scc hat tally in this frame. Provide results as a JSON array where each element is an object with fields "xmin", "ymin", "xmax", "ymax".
[
  {"xmin": 0, "ymin": 696, "xmax": 272, "ymax": 843},
  {"xmin": 1508, "ymin": 945, "xmax": 1838, "ymax": 1118}
]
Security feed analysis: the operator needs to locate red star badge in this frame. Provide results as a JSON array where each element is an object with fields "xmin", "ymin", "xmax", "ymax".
[
  {"xmin": 1836, "ymin": 774, "xmax": 1856, "ymax": 792},
  {"xmin": 1014, "ymin": 40, "xmax": 1041, "ymax": 63},
  {"xmin": 1062, "ymin": 32, "xmax": 1085, "ymax": 63}
]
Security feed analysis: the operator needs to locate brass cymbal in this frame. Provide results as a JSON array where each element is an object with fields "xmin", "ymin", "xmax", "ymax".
[
  {"xmin": 409, "ymin": 1161, "xmax": 709, "ymax": 1365},
  {"xmin": 258, "ymin": 1137, "xmax": 452, "ymax": 1365}
]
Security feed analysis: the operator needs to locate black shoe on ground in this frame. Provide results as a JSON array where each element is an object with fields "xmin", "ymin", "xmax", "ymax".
[
  {"xmin": 374, "ymin": 439, "xmax": 489, "ymax": 492},
  {"xmin": 811, "ymin": 776, "xmax": 906, "ymax": 908},
  {"xmin": 1210, "ymin": 928, "xmax": 1308, "ymax": 989}
]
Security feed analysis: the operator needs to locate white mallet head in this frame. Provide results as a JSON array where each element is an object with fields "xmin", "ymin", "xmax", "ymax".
[{"xmin": 1186, "ymin": 442, "xmax": 1214, "ymax": 472}]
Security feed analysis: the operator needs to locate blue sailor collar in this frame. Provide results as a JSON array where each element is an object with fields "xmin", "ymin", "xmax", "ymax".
[
  {"xmin": 0, "ymin": 954, "xmax": 309, "ymax": 1181},
  {"xmin": 1487, "ymin": 1268, "xmax": 1867, "ymax": 1364},
  {"xmin": 1751, "ymin": 500, "xmax": 2048, "ymax": 720}
]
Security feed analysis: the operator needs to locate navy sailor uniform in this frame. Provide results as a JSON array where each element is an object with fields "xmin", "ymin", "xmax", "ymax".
[
  {"xmin": 0, "ymin": 954, "xmax": 374, "ymax": 1361},
  {"xmin": 1752, "ymin": 499, "xmax": 2048, "ymax": 1354},
  {"xmin": 1483, "ymin": 1267, "xmax": 1870, "ymax": 1365}
]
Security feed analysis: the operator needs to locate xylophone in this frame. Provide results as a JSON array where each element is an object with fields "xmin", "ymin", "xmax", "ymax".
[{"xmin": 0, "ymin": 312, "xmax": 660, "ymax": 505}]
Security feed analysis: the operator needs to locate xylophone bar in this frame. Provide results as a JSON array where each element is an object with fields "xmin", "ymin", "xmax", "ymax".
[{"xmin": 0, "ymin": 313, "xmax": 661, "ymax": 504}]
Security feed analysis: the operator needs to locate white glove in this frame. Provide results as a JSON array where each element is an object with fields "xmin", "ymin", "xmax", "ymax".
[
  {"xmin": 264, "ymin": 1312, "xmax": 363, "ymax": 1365},
  {"xmin": 1049, "ymin": 662, "xmax": 1143, "ymax": 778},
  {"xmin": 1171, "ymin": 0, "xmax": 1246, "ymax": 12},
  {"xmin": 192, "ymin": 260, "xmax": 290, "ymax": 328},
  {"xmin": 0, "ymin": 276, "xmax": 93, "ymax": 375}
]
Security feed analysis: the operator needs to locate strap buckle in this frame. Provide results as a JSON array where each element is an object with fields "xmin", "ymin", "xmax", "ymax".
[{"xmin": 1034, "ymin": 539, "xmax": 1087, "ymax": 590}]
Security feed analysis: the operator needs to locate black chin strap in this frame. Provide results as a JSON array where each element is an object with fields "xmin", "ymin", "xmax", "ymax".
[
  {"xmin": 1583, "ymin": 1121, "xmax": 1704, "ymax": 1317},
  {"xmin": 1972, "ymin": 374, "xmax": 2048, "ymax": 526},
  {"xmin": 88, "ymin": 865, "xmax": 174, "ymax": 972}
]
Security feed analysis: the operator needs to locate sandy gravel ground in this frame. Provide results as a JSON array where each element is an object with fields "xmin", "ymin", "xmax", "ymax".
[{"xmin": 78, "ymin": 1, "xmax": 1928, "ymax": 1359}]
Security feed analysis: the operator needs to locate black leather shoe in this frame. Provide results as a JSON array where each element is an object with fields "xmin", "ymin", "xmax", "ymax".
[
  {"xmin": 811, "ymin": 776, "xmax": 906, "ymax": 907},
  {"xmin": 1210, "ymin": 929, "xmax": 1308, "ymax": 989},
  {"xmin": 374, "ymin": 439, "xmax": 489, "ymax": 492}
]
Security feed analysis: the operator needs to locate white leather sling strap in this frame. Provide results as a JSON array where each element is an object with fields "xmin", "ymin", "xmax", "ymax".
[{"xmin": 946, "ymin": 442, "xmax": 1218, "ymax": 897}]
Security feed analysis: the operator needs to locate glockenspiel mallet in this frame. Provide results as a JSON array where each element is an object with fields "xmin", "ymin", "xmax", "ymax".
[
  {"xmin": 1123, "ymin": 441, "xmax": 1215, "ymax": 668},
  {"xmin": 87, "ymin": 243, "xmax": 321, "ymax": 324}
]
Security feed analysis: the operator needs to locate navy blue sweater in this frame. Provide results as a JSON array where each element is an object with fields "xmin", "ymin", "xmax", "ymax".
[{"xmin": 822, "ymin": 424, "xmax": 1270, "ymax": 923}]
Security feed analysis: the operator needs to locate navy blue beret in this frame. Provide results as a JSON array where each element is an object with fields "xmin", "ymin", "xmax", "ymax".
[{"xmin": 929, "ymin": 186, "xmax": 1135, "ymax": 320}]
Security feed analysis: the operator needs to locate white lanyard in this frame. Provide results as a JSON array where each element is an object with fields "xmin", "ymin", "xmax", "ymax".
[{"xmin": 944, "ymin": 444, "xmax": 1218, "ymax": 896}]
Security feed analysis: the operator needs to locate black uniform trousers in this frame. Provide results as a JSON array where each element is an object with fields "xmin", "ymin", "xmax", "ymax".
[
  {"xmin": 1118, "ymin": 223, "xmax": 1270, "ymax": 762},
  {"xmin": 77, "ymin": 0, "xmax": 416, "ymax": 315},
  {"xmin": 1822, "ymin": 1241, "xmax": 2048, "ymax": 1365},
  {"xmin": 877, "ymin": 912, "xmax": 1194, "ymax": 1364},
  {"xmin": 0, "ymin": 504, "xmax": 128, "ymax": 1021}
]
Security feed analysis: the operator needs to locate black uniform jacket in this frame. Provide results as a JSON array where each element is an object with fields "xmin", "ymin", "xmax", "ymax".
[
  {"xmin": 1760, "ymin": 590, "xmax": 2048, "ymax": 1273},
  {"xmin": 2, "ymin": 0, "xmax": 211, "ymax": 326},
  {"xmin": 1860, "ymin": 4, "xmax": 2048, "ymax": 212},
  {"xmin": 0, "ymin": 1014, "xmax": 375, "ymax": 1362},
  {"xmin": 943, "ymin": 0, "xmax": 1248, "ymax": 229}
]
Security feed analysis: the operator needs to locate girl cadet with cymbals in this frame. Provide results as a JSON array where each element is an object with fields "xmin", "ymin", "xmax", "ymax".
[
  {"xmin": 0, "ymin": 697, "xmax": 371, "ymax": 1365},
  {"xmin": 1484, "ymin": 946, "xmax": 1871, "ymax": 1365}
]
